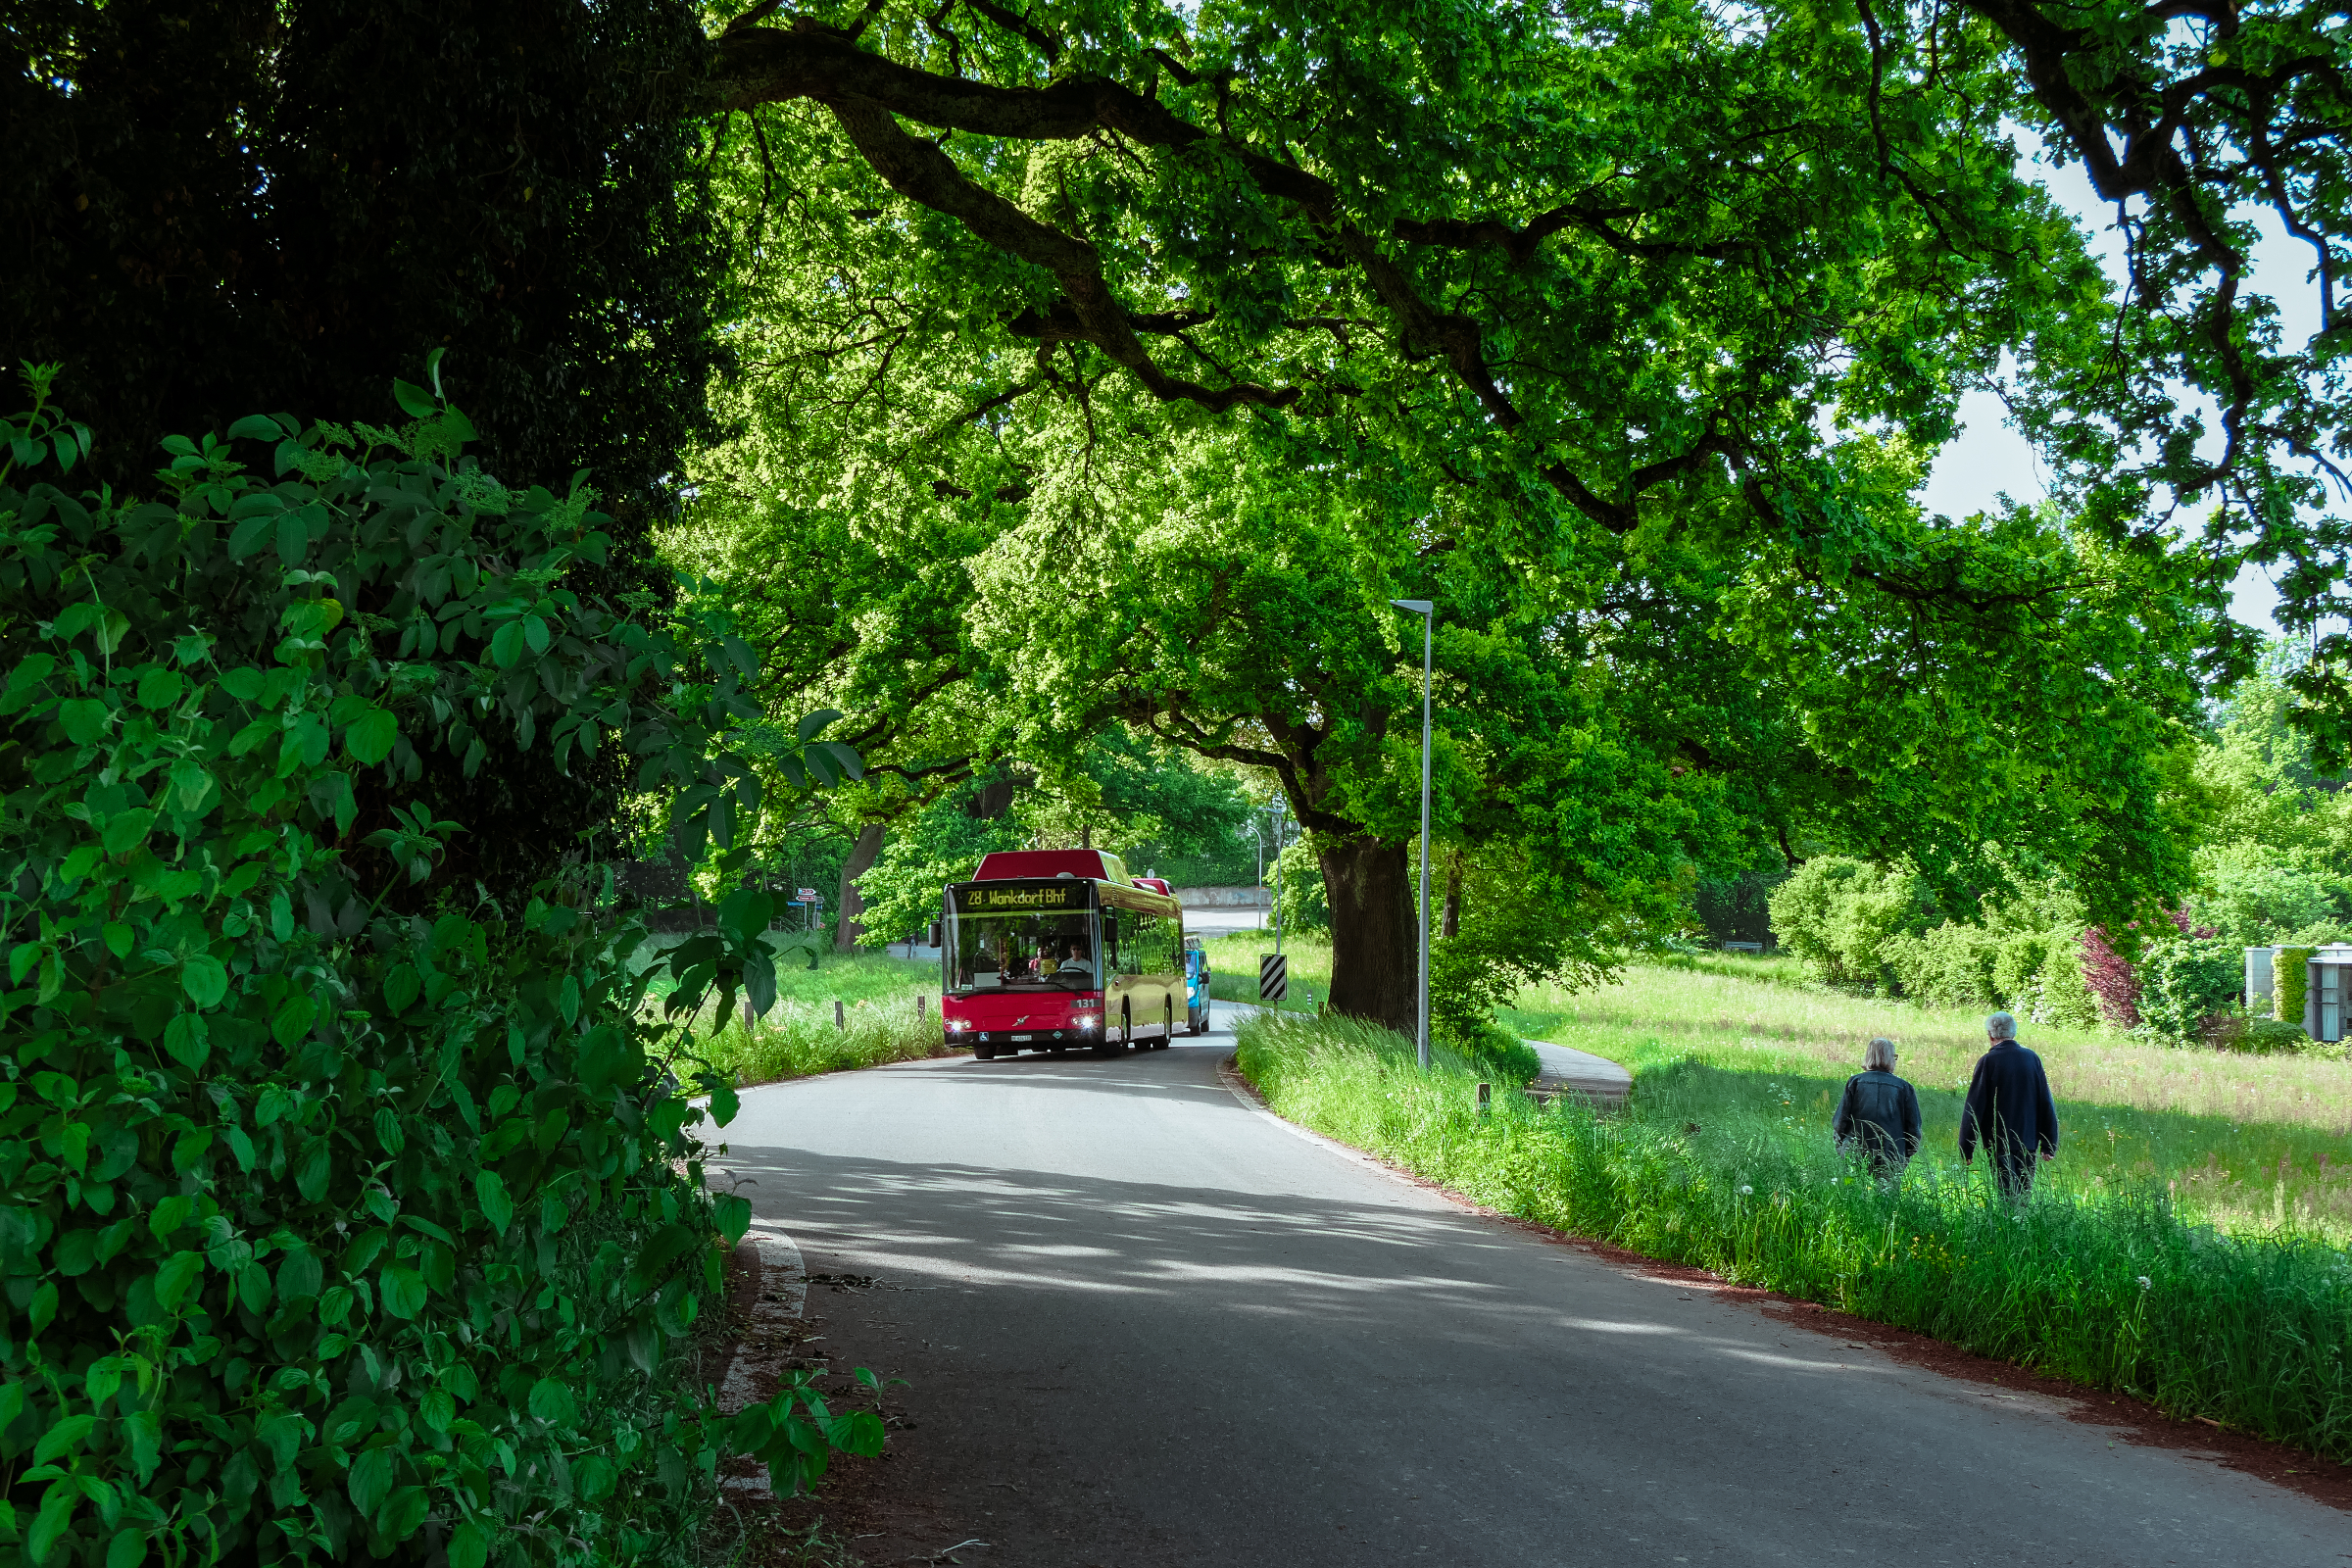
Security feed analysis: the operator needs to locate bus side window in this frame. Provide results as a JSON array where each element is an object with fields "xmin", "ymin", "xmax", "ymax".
[
  {"xmin": 1102, "ymin": 914, "xmax": 1119, "ymax": 975},
  {"xmin": 1123, "ymin": 911, "xmax": 1152, "ymax": 976}
]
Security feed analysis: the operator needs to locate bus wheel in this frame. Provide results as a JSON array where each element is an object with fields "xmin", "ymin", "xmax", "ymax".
[
  {"xmin": 1193, "ymin": 1000, "xmax": 1209, "ymax": 1036},
  {"xmin": 1155, "ymin": 998, "xmax": 1173, "ymax": 1049},
  {"xmin": 1095, "ymin": 1006, "xmax": 1127, "ymax": 1058},
  {"xmin": 974, "ymin": 1045, "xmax": 995, "ymax": 1060}
]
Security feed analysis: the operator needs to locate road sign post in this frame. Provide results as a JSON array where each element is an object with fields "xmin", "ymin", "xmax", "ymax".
[{"xmin": 1259, "ymin": 954, "xmax": 1288, "ymax": 1004}]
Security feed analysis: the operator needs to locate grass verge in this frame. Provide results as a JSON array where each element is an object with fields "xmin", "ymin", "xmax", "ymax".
[{"xmin": 1236, "ymin": 1008, "xmax": 2352, "ymax": 1460}]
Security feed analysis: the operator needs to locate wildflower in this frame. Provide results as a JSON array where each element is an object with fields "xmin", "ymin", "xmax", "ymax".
[
  {"xmin": 2137, "ymin": 1276, "xmax": 2152, "ymax": 1291},
  {"xmin": 1739, "ymin": 1184, "xmax": 1753, "ymax": 1196}
]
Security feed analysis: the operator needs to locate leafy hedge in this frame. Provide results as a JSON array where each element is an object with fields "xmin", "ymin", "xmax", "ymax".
[{"xmin": 0, "ymin": 363, "xmax": 873, "ymax": 1568}]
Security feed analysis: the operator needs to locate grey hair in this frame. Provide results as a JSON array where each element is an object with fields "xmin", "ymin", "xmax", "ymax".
[
  {"xmin": 1864, "ymin": 1037, "xmax": 1897, "ymax": 1071},
  {"xmin": 1986, "ymin": 1010, "xmax": 2019, "ymax": 1042}
]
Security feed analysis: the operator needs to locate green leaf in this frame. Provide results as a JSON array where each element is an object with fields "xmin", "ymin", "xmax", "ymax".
[
  {"xmin": 378, "ymin": 1486, "xmax": 429, "ymax": 1541},
  {"xmin": 825, "ymin": 1407, "xmax": 888, "ymax": 1458},
  {"xmin": 795, "ymin": 708, "xmax": 842, "ymax": 743},
  {"xmin": 101, "ymin": 808, "xmax": 156, "ymax": 856},
  {"xmin": 522, "ymin": 614, "xmax": 550, "ymax": 656},
  {"xmin": 345, "ymin": 706, "xmax": 398, "ymax": 765},
  {"xmin": 378, "ymin": 1266, "xmax": 425, "ymax": 1320},
  {"xmin": 227, "ymin": 514, "xmax": 275, "ymax": 561},
  {"xmin": 105, "ymin": 1527, "xmax": 149, "ymax": 1568},
  {"xmin": 392, "ymin": 378, "xmax": 438, "ymax": 418},
  {"xmin": 58, "ymin": 698, "xmax": 110, "ymax": 744},
  {"xmin": 475, "ymin": 1171, "xmax": 513, "ymax": 1235},
  {"xmin": 527, "ymin": 1377, "xmax": 576, "ymax": 1428},
  {"xmin": 154, "ymin": 1250, "xmax": 203, "ymax": 1311},
  {"xmin": 226, "ymin": 415, "xmax": 284, "ymax": 441},
  {"xmin": 179, "ymin": 956, "xmax": 227, "ymax": 1009},
  {"xmin": 489, "ymin": 619, "xmax": 526, "ymax": 668},
  {"xmin": 27, "ymin": 1491, "xmax": 76, "ymax": 1565},
  {"xmin": 626, "ymin": 1223, "xmax": 701, "ymax": 1295},
  {"xmin": 270, "ymin": 993, "xmax": 317, "ymax": 1049},
  {"xmin": 54, "ymin": 1229, "xmax": 97, "ymax": 1276},
  {"xmin": 134, "ymin": 667, "xmax": 183, "ymax": 710},
  {"xmin": 256, "ymin": 1412, "xmax": 305, "ymax": 1472},
  {"xmin": 382, "ymin": 965, "xmax": 420, "ymax": 1013},
  {"xmin": 235, "ymin": 1260, "xmax": 270, "ymax": 1313},
  {"xmin": 164, "ymin": 1010, "xmax": 209, "ymax": 1068},
  {"xmin": 448, "ymin": 1521, "xmax": 490, "ymax": 1568},
  {"xmin": 295, "ymin": 1138, "xmax": 330, "ymax": 1201},
  {"xmin": 277, "ymin": 1247, "xmax": 322, "ymax": 1303},
  {"xmin": 372, "ymin": 1107, "xmax": 405, "ymax": 1155},
  {"xmin": 576, "ymin": 1453, "xmax": 617, "ymax": 1501},
  {"xmin": 712, "ymin": 1194, "xmax": 752, "ymax": 1244},
  {"xmin": 347, "ymin": 1446, "xmax": 395, "ymax": 1515},
  {"xmin": 169, "ymin": 759, "xmax": 211, "ymax": 809},
  {"xmin": 420, "ymin": 1388, "xmax": 455, "ymax": 1435},
  {"xmin": 34, "ymin": 1413, "xmax": 97, "ymax": 1464}
]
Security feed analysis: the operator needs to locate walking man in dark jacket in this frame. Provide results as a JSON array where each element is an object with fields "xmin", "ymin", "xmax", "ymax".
[
  {"xmin": 1832, "ymin": 1037, "xmax": 1922, "ymax": 1181},
  {"xmin": 1959, "ymin": 1010, "xmax": 2059, "ymax": 1199}
]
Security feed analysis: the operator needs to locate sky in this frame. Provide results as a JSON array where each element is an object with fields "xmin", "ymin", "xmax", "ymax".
[{"xmin": 1911, "ymin": 134, "xmax": 2329, "ymax": 638}]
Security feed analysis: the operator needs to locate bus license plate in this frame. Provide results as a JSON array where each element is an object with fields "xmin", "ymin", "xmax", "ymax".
[{"xmin": 1010, "ymin": 1034, "xmax": 1033, "ymax": 1042}]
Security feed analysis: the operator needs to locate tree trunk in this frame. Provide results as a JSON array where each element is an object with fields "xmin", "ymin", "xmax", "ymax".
[
  {"xmin": 1441, "ymin": 850, "xmax": 1462, "ymax": 940},
  {"xmin": 1318, "ymin": 835, "xmax": 1414, "ymax": 1034},
  {"xmin": 834, "ymin": 822, "xmax": 885, "ymax": 954}
]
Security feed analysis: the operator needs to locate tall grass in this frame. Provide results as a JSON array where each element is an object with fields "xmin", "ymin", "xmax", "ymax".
[
  {"xmin": 636, "ymin": 942, "xmax": 955, "ymax": 1085},
  {"xmin": 1238, "ymin": 1010, "xmax": 2352, "ymax": 1459},
  {"xmin": 1509, "ymin": 957, "xmax": 2352, "ymax": 1238}
]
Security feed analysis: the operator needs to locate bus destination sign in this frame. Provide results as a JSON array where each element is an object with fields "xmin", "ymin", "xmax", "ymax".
[{"xmin": 956, "ymin": 883, "xmax": 1078, "ymax": 911}]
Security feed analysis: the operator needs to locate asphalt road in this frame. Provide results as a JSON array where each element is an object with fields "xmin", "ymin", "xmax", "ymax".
[{"xmin": 714, "ymin": 1010, "xmax": 2350, "ymax": 1567}]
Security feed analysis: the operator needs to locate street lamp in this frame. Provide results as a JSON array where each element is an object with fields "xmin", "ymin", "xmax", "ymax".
[{"xmin": 1390, "ymin": 598, "xmax": 1434, "ymax": 1071}]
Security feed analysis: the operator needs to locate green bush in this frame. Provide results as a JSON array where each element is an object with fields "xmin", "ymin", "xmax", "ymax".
[
  {"xmin": 1884, "ymin": 921, "xmax": 2000, "ymax": 1006},
  {"xmin": 1767, "ymin": 858, "xmax": 1937, "ymax": 990},
  {"xmin": 2034, "ymin": 939, "xmax": 2103, "ymax": 1029},
  {"xmin": 2136, "ymin": 937, "xmax": 2249, "ymax": 1042},
  {"xmin": 0, "ymin": 366, "xmax": 875, "ymax": 1568},
  {"xmin": 2242, "ymin": 1018, "xmax": 2318, "ymax": 1054}
]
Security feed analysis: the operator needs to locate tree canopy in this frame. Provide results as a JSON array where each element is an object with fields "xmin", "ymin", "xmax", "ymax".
[{"xmin": 655, "ymin": 0, "xmax": 2309, "ymax": 1025}]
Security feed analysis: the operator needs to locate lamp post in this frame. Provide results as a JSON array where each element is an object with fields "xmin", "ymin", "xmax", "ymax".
[{"xmin": 1390, "ymin": 598, "xmax": 1434, "ymax": 1070}]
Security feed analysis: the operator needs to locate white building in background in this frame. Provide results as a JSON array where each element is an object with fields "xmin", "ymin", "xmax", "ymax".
[{"xmin": 2244, "ymin": 944, "xmax": 2352, "ymax": 1042}]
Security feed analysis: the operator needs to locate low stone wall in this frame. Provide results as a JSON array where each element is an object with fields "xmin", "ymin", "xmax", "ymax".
[{"xmin": 1176, "ymin": 886, "xmax": 1269, "ymax": 907}]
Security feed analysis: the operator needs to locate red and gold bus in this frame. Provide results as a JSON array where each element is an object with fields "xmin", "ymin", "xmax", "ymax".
[{"xmin": 939, "ymin": 850, "xmax": 1205, "ymax": 1058}]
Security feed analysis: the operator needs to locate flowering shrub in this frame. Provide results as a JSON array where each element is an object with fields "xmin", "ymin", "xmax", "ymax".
[
  {"xmin": 0, "ymin": 362, "xmax": 872, "ymax": 1567},
  {"xmin": 2079, "ymin": 925, "xmax": 2140, "ymax": 1028}
]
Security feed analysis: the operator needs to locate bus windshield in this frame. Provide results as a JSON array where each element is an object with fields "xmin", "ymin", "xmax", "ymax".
[{"xmin": 946, "ymin": 883, "xmax": 1100, "ymax": 993}]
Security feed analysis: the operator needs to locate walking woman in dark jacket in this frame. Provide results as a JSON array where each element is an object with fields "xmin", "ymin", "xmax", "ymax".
[{"xmin": 1832, "ymin": 1037, "xmax": 1923, "ymax": 1181}]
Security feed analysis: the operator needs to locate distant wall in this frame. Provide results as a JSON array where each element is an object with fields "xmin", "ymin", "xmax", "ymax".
[{"xmin": 1178, "ymin": 886, "xmax": 1270, "ymax": 907}]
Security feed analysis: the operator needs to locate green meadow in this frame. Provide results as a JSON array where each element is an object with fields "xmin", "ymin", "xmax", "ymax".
[{"xmin": 1505, "ymin": 954, "xmax": 2352, "ymax": 1241}]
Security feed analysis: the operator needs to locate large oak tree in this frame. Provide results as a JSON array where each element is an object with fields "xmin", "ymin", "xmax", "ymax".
[{"xmin": 680, "ymin": 0, "xmax": 2271, "ymax": 1027}]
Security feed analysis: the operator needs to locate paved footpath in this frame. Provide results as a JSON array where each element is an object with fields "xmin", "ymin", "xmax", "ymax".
[{"xmin": 714, "ymin": 1012, "xmax": 2349, "ymax": 1567}]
